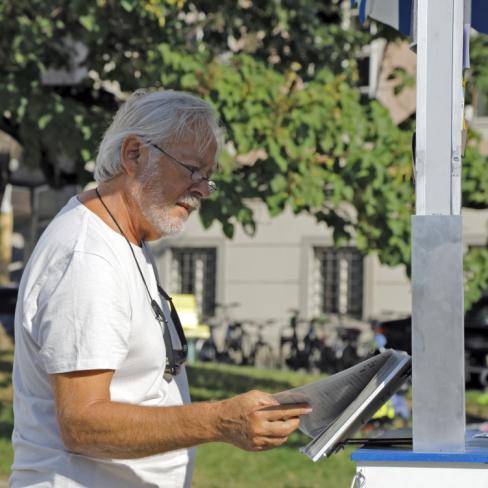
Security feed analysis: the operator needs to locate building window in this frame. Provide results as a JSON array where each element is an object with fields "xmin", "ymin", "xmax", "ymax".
[
  {"xmin": 170, "ymin": 247, "xmax": 217, "ymax": 319},
  {"xmin": 313, "ymin": 247, "xmax": 364, "ymax": 319}
]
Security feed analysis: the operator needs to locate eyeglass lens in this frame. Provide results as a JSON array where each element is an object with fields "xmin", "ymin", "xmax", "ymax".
[{"xmin": 190, "ymin": 171, "xmax": 217, "ymax": 193}]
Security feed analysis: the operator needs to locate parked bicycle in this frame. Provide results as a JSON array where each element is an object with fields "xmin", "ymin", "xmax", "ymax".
[
  {"xmin": 224, "ymin": 318, "xmax": 253, "ymax": 366},
  {"xmin": 321, "ymin": 322, "xmax": 362, "ymax": 374},
  {"xmin": 197, "ymin": 302, "xmax": 241, "ymax": 364},
  {"xmin": 279, "ymin": 310, "xmax": 325, "ymax": 373},
  {"xmin": 246, "ymin": 320, "xmax": 276, "ymax": 369}
]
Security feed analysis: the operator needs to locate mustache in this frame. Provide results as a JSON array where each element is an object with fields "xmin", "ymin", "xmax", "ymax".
[{"xmin": 175, "ymin": 194, "xmax": 201, "ymax": 212}]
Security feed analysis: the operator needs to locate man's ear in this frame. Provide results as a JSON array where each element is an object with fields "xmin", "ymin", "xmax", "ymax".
[{"xmin": 120, "ymin": 135, "xmax": 147, "ymax": 176}]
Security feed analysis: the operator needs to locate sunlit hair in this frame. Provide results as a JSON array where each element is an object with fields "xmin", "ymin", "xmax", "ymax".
[{"xmin": 94, "ymin": 89, "xmax": 224, "ymax": 182}]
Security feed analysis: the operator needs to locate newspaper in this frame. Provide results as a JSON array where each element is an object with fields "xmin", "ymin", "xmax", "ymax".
[
  {"xmin": 300, "ymin": 351, "xmax": 411, "ymax": 461},
  {"xmin": 272, "ymin": 350, "xmax": 394, "ymax": 438}
]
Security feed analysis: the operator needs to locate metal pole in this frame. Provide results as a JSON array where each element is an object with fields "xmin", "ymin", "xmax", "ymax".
[
  {"xmin": 412, "ymin": 0, "xmax": 465, "ymax": 452},
  {"xmin": 451, "ymin": 0, "xmax": 464, "ymax": 215},
  {"xmin": 415, "ymin": 0, "xmax": 454, "ymax": 215}
]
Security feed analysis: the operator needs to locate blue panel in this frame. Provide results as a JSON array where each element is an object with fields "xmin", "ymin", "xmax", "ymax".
[
  {"xmin": 351, "ymin": 0, "xmax": 357, "ymax": 8},
  {"xmin": 352, "ymin": 449, "xmax": 488, "ymax": 463},
  {"xmin": 359, "ymin": 0, "xmax": 368, "ymax": 24},
  {"xmin": 398, "ymin": 0, "xmax": 412, "ymax": 36},
  {"xmin": 472, "ymin": 0, "xmax": 488, "ymax": 34},
  {"xmin": 352, "ymin": 431, "xmax": 488, "ymax": 463}
]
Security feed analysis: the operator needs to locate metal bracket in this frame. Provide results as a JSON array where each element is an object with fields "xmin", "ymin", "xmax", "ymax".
[{"xmin": 350, "ymin": 471, "xmax": 366, "ymax": 488}]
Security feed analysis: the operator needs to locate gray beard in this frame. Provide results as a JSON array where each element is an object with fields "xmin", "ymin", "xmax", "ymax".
[
  {"xmin": 130, "ymin": 183, "xmax": 188, "ymax": 238},
  {"xmin": 127, "ymin": 162, "xmax": 184, "ymax": 237}
]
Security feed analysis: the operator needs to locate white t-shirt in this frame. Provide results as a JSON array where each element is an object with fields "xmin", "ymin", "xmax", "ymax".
[{"xmin": 10, "ymin": 196, "xmax": 196, "ymax": 488}]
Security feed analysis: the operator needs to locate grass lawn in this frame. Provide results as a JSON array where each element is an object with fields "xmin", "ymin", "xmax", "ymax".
[
  {"xmin": 0, "ymin": 350, "xmax": 14, "ymax": 480},
  {"xmin": 191, "ymin": 433, "xmax": 356, "ymax": 488},
  {"xmin": 186, "ymin": 363, "xmax": 356, "ymax": 488},
  {"xmin": 0, "ymin": 353, "xmax": 488, "ymax": 486}
]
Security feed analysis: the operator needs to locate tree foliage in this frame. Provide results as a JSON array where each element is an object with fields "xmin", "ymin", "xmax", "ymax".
[{"xmin": 1, "ymin": 0, "xmax": 488, "ymax": 309}]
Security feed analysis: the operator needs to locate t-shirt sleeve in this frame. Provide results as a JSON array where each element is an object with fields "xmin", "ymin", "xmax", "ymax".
[{"xmin": 36, "ymin": 251, "xmax": 132, "ymax": 374}]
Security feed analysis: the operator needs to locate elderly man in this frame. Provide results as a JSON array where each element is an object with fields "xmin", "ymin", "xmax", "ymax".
[{"xmin": 10, "ymin": 90, "xmax": 311, "ymax": 488}]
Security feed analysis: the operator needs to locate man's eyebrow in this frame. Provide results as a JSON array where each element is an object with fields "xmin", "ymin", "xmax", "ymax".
[
  {"xmin": 192, "ymin": 155, "xmax": 214, "ymax": 176},
  {"xmin": 195, "ymin": 156, "xmax": 206, "ymax": 166}
]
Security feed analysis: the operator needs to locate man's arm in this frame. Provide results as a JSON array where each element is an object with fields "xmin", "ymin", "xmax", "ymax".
[{"xmin": 49, "ymin": 370, "xmax": 311, "ymax": 459}]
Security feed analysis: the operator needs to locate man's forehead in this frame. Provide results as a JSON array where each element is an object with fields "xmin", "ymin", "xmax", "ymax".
[{"xmin": 169, "ymin": 138, "xmax": 217, "ymax": 169}]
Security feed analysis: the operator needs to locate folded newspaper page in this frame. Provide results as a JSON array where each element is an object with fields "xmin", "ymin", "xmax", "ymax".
[
  {"xmin": 299, "ymin": 351, "xmax": 411, "ymax": 461},
  {"xmin": 272, "ymin": 349, "xmax": 395, "ymax": 438}
]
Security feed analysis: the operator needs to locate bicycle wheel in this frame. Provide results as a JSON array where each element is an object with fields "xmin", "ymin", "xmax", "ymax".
[
  {"xmin": 241, "ymin": 332, "xmax": 253, "ymax": 365},
  {"xmin": 280, "ymin": 340, "xmax": 297, "ymax": 370},
  {"xmin": 227, "ymin": 344, "xmax": 244, "ymax": 365},
  {"xmin": 254, "ymin": 344, "xmax": 275, "ymax": 369},
  {"xmin": 307, "ymin": 344, "xmax": 323, "ymax": 374},
  {"xmin": 280, "ymin": 341, "xmax": 289, "ymax": 370},
  {"xmin": 198, "ymin": 340, "xmax": 218, "ymax": 362},
  {"xmin": 341, "ymin": 344, "xmax": 360, "ymax": 370}
]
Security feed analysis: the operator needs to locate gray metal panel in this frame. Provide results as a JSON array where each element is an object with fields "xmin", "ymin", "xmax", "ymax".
[
  {"xmin": 416, "ymin": 0, "xmax": 454, "ymax": 216},
  {"xmin": 412, "ymin": 215, "xmax": 465, "ymax": 452}
]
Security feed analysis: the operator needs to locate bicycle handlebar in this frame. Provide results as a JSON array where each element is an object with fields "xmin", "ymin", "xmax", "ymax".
[
  {"xmin": 287, "ymin": 308, "xmax": 300, "ymax": 315},
  {"xmin": 214, "ymin": 302, "xmax": 241, "ymax": 310}
]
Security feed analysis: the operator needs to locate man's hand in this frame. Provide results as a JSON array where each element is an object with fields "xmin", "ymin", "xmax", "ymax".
[{"xmin": 216, "ymin": 390, "xmax": 312, "ymax": 452}]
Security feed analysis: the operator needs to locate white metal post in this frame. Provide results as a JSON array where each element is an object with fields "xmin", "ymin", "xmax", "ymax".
[{"xmin": 415, "ymin": 0, "xmax": 454, "ymax": 216}]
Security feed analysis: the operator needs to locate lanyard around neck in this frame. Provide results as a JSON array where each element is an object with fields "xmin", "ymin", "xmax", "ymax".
[{"xmin": 95, "ymin": 189, "xmax": 187, "ymax": 375}]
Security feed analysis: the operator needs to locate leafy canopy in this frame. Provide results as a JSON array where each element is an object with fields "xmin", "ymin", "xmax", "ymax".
[{"xmin": 1, "ymin": 0, "xmax": 488, "ymax": 309}]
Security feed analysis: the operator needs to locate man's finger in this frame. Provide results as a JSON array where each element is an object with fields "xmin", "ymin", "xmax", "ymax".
[
  {"xmin": 247, "ymin": 391, "xmax": 281, "ymax": 408},
  {"xmin": 265, "ymin": 417, "xmax": 301, "ymax": 437},
  {"xmin": 251, "ymin": 436, "xmax": 289, "ymax": 452},
  {"xmin": 258, "ymin": 403, "xmax": 312, "ymax": 420}
]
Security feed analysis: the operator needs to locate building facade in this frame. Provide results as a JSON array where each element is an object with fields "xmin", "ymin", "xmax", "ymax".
[
  {"xmin": 150, "ymin": 201, "xmax": 488, "ymax": 349},
  {"xmin": 150, "ymin": 200, "xmax": 412, "ymax": 326}
]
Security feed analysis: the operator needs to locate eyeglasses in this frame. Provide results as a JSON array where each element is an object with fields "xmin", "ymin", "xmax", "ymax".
[
  {"xmin": 140, "ymin": 240, "xmax": 188, "ymax": 377},
  {"xmin": 150, "ymin": 142, "xmax": 217, "ymax": 194},
  {"xmin": 151, "ymin": 298, "xmax": 187, "ymax": 376}
]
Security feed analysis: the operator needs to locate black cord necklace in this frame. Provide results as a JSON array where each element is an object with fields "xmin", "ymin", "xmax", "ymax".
[
  {"xmin": 95, "ymin": 189, "xmax": 153, "ymax": 301},
  {"xmin": 95, "ymin": 188, "xmax": 187, "ymax": 376}
]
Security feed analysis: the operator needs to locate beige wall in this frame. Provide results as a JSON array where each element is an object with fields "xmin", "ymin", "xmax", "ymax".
[
  {"xmin": 377, "ymin": 40, "xmax": 417, "ymax": 126},
  {"xmin": 363, "ymin": 255, "xmax": 411, "ymax": 320},
  {"xmin": 463, "ymin": 207, "xmax": 488, "ymax": 248}
]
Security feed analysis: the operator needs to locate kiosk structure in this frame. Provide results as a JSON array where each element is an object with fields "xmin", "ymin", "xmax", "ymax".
[{"xmin": 350, "ymin": 0, "xmax": 488, "ymax": 486}]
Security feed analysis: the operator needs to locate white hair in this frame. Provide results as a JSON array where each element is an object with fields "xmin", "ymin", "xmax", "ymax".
[{"xmin": 94, "ymin": 89, "xmax": 224, "ymax": 182}]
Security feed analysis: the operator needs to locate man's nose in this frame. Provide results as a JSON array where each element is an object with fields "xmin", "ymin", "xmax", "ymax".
[{"xmin": 190, "ymin": 180, "xmax": 211, "ymax": 199}]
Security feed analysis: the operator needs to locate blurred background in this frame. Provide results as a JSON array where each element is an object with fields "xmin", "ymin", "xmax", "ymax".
[{"xmin": 2, "ymin": 0, "xmax": 488, "ymax": 486}]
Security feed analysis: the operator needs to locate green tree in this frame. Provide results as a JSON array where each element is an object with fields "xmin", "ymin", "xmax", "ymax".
[
  {"xmin": 459, "ymin": 33, "xmax": 488, "ymax": 308},
  {"xmin": 1, "ymin": 0, "xmax": 487, "ymax": 308}
]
